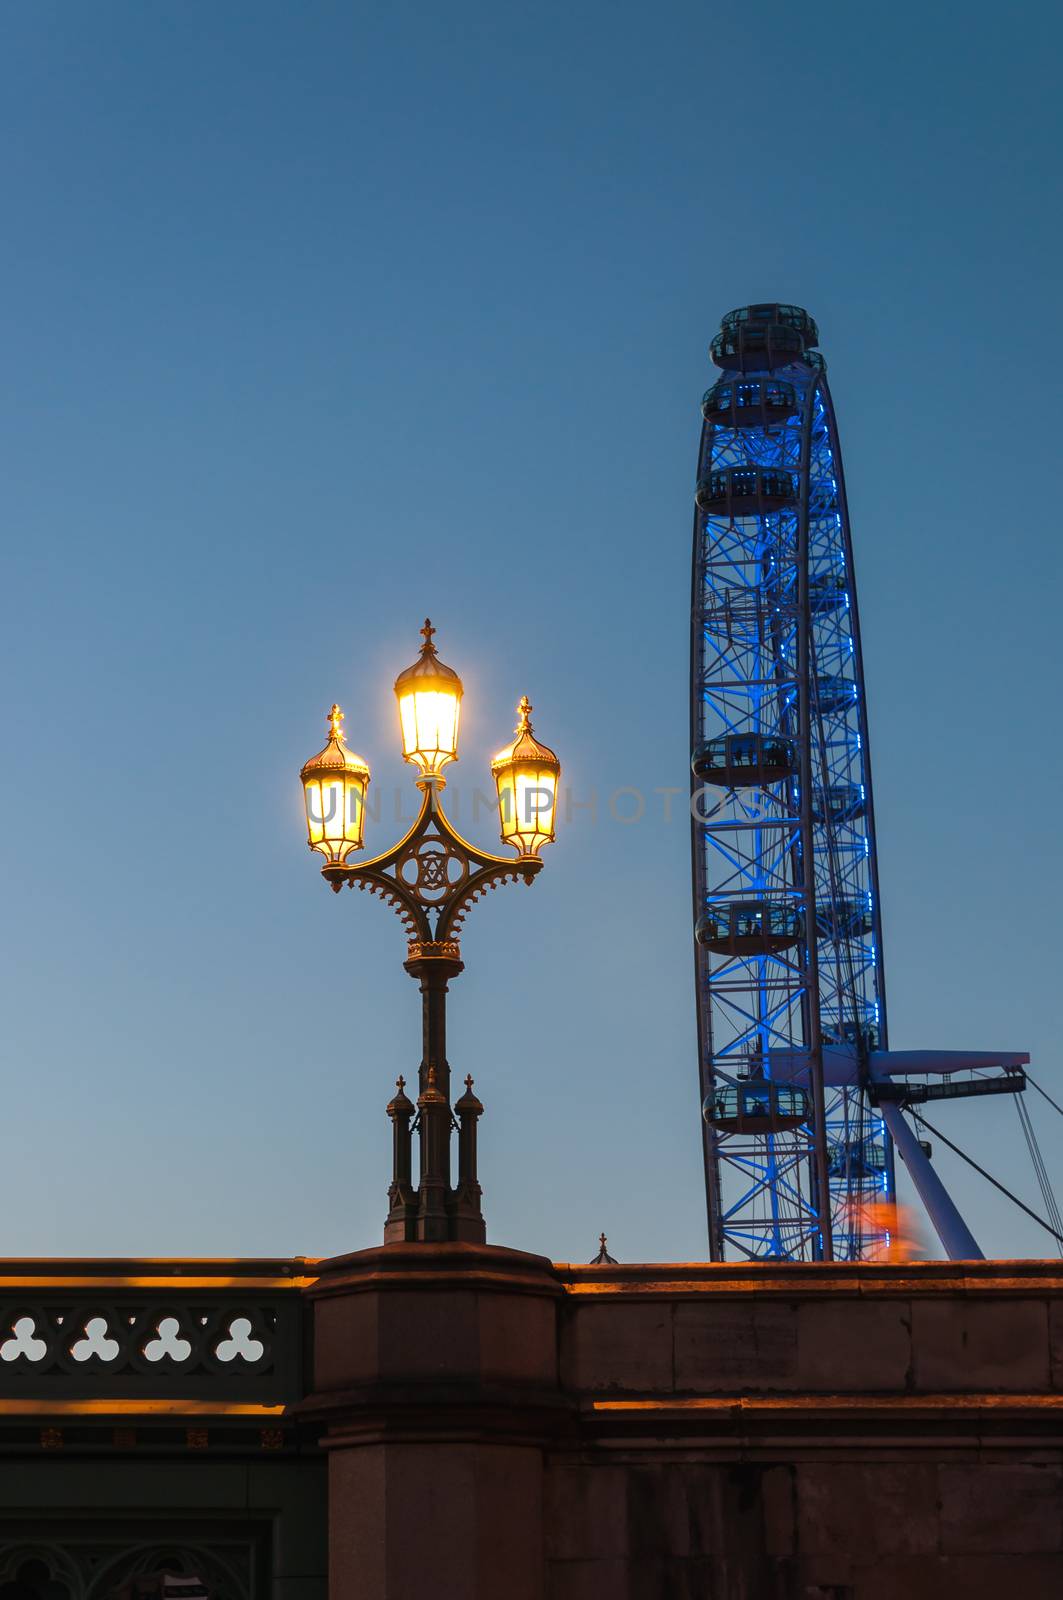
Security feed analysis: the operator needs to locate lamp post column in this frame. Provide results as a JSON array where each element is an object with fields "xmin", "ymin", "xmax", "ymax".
[{"xmin": 406, "ymin": 949, "xmax": 464, "ymax": 1242}]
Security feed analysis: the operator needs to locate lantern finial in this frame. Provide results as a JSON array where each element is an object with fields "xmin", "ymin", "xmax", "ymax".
[
  {"xmin": 516, "ymin": 695, "xmax": 532, "ymax": 732},
  {"xmin": 420, "ymin": 618, "xmax": 436, "ymax": 652},
  {"xmin": 329, "ymin": 703, "xmax": 344, "ymax": 741}
]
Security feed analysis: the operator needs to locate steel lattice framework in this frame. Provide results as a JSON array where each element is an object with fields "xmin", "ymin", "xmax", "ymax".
[{"xmin": 689, "ymin": 304, "xmax": 894, "ymax": 1261}]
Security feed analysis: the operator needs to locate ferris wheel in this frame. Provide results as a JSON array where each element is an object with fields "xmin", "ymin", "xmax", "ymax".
[{"xmin": 689, "ymin": 304, "xmax": 1031, "ymax": 1262}]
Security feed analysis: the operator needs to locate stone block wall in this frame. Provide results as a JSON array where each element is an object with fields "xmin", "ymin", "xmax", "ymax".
[{"xmin": 542, "ymin": 1258, "xmax": 1063, "ymax": 1598}]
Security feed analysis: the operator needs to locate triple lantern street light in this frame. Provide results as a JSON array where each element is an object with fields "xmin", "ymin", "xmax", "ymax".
[{"xmin": 300, "ymin": 621, "xmax": 560, "ymax": 1243}]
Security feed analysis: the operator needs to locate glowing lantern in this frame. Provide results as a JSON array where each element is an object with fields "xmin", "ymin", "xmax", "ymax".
[
  {"xmin": 300, "ymin": 704, "xmax": 371, "ymax": 864},
  {"xmin": 394, "ymin": 619, "xmax": 463, "ymax": 780},
  {"xmin": 491, "ymin": 697, "xmax": 561, "ymax": 858}
]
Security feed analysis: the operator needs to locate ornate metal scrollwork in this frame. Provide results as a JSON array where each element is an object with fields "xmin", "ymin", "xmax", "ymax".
[{"xmin": 323, "ymin": 784, "xmax": 539, "ymax": 949}]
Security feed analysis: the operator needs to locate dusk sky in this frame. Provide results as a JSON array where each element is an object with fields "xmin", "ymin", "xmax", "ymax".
[{"xmin": 3, "ymin": 1, "xmax": 1061, "ymax": 1262}]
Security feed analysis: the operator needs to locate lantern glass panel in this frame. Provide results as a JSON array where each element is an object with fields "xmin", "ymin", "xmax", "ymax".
[
  {"xmin": 303, "ymin": 772, "xmax": 367, "ymax": 862},
  {"xmin": 497, "ymin": 761, "xmax": 557, "ymax": 856},
  {"xmin": 398, "ymin": 686, "xmax": 461, "ymax": 774},
  {"xmin": 303, "ymin": 777, "xmax": 328, "ymax": 849}
]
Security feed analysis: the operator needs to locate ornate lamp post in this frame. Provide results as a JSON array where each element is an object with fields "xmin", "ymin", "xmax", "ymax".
[{"xmin": 300, "ymin": 620, "xmax": 560, "ymax": 1244}]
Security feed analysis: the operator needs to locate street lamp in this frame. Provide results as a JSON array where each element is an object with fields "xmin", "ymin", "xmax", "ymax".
[
  {"xmin": 300, "ymin": 619, "xmax": 560, "ymax": 1244},
  {"xmin": 492, "ymin": 695, "xmax": 560, "ymax": 858},
  {"xmin": 394, "ymin": 619, "xmax": 463, "ymax": 780},
  {"xmin": 300, "ymin": 704, "xmax": 371, "ymax": 864}
]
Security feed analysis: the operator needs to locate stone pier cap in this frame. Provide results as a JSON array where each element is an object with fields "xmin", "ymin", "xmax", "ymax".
[{"xmin": 296, "ymin": 1248, "xmax": 1063, "ymax": 1437}]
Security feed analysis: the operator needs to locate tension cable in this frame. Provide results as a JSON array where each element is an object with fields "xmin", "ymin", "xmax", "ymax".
[
  {"xmin": 908, "ymin": 1109, "xmax": 1063, "ymax": 1249},
  {"xmin": 1014, "ymin": 1094, "xmax": 1063, "ymax": 1256},
  {"xmin": 1026, "ymin": 1071, "xmax": 1063, "ymax": 1121}
]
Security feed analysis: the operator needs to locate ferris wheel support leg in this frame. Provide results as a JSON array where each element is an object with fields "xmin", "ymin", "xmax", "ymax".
[{"xmin": 878, "ymin": 1102, "xmax": 983, "ymax": 1261}]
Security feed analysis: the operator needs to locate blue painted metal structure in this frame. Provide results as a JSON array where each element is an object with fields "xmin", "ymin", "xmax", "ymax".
[{"xmin": 690, "ymin": 305, "xmax": 894, "ymax": 1261}]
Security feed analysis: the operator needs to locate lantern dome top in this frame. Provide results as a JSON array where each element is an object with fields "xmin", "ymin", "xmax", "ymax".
[
  {"xmin": 491, "ymin": 697, "xmax": 558, "ymax": 774},
  {"xmin": 386, "ymin": 1074, "xmax": 415, "ymax": 1118},
  {"xmin": 454, "ymin": 1073, "xmax": 484, "ymax": 1117},
  {"xmin": 394, "ymin": 619, "xmax": 464, "ymax": 696},
  {"xmin": 300, "ymin": 704, "xmax": 370, "ymax": 783}
]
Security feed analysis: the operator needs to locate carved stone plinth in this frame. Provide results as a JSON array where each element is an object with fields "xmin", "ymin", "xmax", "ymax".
[{"xmin": 298, "ymin": 1242, "xmax": 566, "ymax": 1600}]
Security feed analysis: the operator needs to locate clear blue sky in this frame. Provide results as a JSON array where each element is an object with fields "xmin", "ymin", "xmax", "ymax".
[{"xmin": 3, "ymin": 1, "xmax": 1061, "ymax": 1261}]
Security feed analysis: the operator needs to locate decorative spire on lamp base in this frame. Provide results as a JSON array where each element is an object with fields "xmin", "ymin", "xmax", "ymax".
[
  {"xmin": 384, "ymin": 1076, "xmax": 417, "ymax": 1244},
  {"xmin": 452, "ymin": 1075, "xmax": 486, "ymax": 1244}
]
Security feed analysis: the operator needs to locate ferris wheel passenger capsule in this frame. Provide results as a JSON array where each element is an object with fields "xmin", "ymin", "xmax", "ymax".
[
  {"xmin": 695, "ymin": 900, "xmax": 802, "ymax": 957},
  {"xmin": 808, "ymin": 572, "xmax": 848, "ymax": 612},
  {"xmin": 816, "ymin": 898, "xmax": 875, "ymax": 939},
  {"xmin": 701, "ymin": 377, "xmax": 800, "ymax": 429},
  {"xmin": 710, "ymin": 303, "xmax": 819, "ymax": 372},
  {"xmin": 691, "ymin": 733, "xmax": 795, "ymax": 788},
  {"xmin": 811, "ymin": 784, "xmax": 867, "ymax": 823},
  {"xmin": 828, "ymin": 1139, "xmax": 887, "ymax": 1179},
  {"xmin": 703, "ymin": 1081, "xmax": 810, "ymax": 1136},
  {"xmin": 695, "ymin": 465, "xmax": 798, "ymax": 517},
  {"xmin": 813, "ymin": 674, "xmax": 859, "ymax": 713}
]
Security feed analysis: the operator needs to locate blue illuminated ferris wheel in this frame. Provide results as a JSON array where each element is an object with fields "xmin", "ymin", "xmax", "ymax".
[
  {"xmin": 689, "ymin": 305, "xmax": 1034, "ymax": 1264},
  {"xmin": 690, "ymin": 305, "xmax": 889, "ymax": 1260}
]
